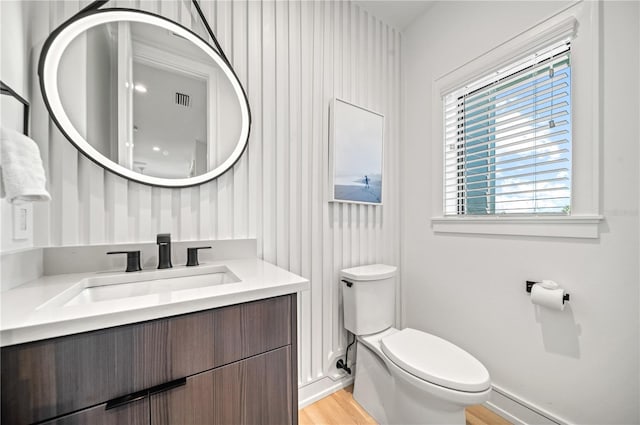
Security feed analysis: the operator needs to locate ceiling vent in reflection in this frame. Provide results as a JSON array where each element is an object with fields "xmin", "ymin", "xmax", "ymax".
[{"xmin": 175, "ymin": 92, "xmax": 191, "ymax": 107}]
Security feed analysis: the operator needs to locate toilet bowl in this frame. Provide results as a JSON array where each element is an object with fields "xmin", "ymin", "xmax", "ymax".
[{"xmin": 341, "ymin": 264, "xmax": 491, "ymax": 424}]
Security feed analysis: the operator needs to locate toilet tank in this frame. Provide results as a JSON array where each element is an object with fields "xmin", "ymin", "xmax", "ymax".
[{"xmin": 341, "ymin": 264, "xmax": 397, "ymax": 336}]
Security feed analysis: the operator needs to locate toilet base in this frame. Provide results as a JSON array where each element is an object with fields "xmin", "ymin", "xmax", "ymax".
[
  {"xmin": 353, "ymin": 334, "xmax": 483, "ymax": 425},
  {"xmin": 391, "ymin": 375, "xmax": 466, "ymax": 424},
  {"xmin": 353, "ymin": 341, "xmax": 392, "ymax": 424}
]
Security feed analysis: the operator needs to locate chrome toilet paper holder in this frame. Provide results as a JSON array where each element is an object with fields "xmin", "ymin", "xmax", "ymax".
[{"xmin": 526, "ymin": 280, "xmax": 570, "ymax": 303}]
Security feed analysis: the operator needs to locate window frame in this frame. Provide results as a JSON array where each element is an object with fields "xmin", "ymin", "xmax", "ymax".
[{"xmin": 430, "ymin": 1, "xmax": 602, "ymax": 238}]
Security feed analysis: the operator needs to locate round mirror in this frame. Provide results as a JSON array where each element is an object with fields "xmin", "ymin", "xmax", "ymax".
[{"xmin": 39, "ymin": 9, "xmax": 250, "ymax": 187}]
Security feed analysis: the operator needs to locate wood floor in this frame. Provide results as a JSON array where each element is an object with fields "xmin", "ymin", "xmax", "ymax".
[{"xmin": 299, "ymin": 386, "xmax": 512, "ymax": 425}]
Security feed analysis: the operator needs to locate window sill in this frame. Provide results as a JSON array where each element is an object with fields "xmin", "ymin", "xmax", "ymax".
[{"xmin": 431, "ymin": 215, "xmax": 603, "ymax": 239}]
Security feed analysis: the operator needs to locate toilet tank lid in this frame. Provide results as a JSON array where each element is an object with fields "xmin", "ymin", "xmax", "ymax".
[{"xmin": 341, "ymin": 264, "xmax": 397, "ymax": 281}]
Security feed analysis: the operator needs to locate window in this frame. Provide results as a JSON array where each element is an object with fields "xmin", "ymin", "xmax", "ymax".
[
  {"xmin": 431, "ymin": 6, "xmax": 602, "ymax": 238},
  {"xmin": 443, "ymin": 41, "xmax": 572, "ymax": 216}
]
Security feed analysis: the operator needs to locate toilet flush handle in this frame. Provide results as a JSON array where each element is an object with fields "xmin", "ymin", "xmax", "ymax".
[{"xmin": 341, "ymin": 279, "xmax": 353, "ymax": 288}]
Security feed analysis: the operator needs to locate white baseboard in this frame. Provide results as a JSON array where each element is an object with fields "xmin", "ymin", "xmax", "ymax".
[
  {"xmin": 298, "ymin": 375, "xmax": 354, "ymax": 409},
  {"xmin": 487, "ymin": 385, "xmax": 569, "ymax": 425},
  {"xmin": 297, "ymin": 376, "xmax": 569, "ymax": 425}
]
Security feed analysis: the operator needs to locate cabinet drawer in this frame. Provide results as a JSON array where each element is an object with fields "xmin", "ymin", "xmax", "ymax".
[
  {"xmin": 1, "ymin": 295, "xmax": 292, "ymax": 425},
  {"xmin": 151, "ymin": 346, "xmax": 293, "ymax": 425}
]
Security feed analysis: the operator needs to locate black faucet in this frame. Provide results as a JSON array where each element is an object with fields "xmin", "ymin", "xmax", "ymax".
[
  {"xmin": 107, "ymin": 251, "xmax": 142, "ymax": 272},
  {"xmin": 186, "ymin": 246, "xmax": 212, "ymax": 266},
  {"xmin": 157, "ymin": 233, "xmax": 172, "ymax": 269}
]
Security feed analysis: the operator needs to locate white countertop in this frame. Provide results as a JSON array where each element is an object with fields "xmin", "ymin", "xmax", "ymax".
[{"xmin": 0, "ymin": 258, "xmax": 309, "ymax": 347}]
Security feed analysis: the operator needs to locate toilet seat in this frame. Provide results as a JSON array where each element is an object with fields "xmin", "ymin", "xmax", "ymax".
[{"xmin": 381, "ymin": 328, "xmax": 490, "ymax": 393}]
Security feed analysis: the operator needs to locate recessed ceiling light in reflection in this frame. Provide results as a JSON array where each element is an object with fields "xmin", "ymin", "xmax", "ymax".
[
  {"xmin": 162, "ymin": 150, "xmax": 169, "ymax": 156},
  {"xmin": 134, "ymin": 83, "xmax": 147, "ymax": 93},
  {"xmin": 153, "ymin": 146, "xmax": 160, "ymax": 152}
]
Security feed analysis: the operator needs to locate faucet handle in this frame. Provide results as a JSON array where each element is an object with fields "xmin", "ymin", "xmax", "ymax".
[
  {"xmin": 186, "ymin": 246, "xmax": 212, "ymax": 267},
  {"xmin": 107, "ymin": 251, "xmax": 142, "ymax": 272}
]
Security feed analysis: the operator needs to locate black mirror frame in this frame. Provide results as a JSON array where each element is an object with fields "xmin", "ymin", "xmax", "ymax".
[{"xmin": 38, "ymin": 0, "xmax": 252, "ymax": 188}]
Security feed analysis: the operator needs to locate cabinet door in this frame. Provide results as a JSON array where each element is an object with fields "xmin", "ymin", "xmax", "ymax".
[
  {"xmin": 41, "ymin": 398, "xmax": 148, "ymax": 425},
  {"xmin": 151, "ymin": 346, "xmax": 293, "ymax": 425}
]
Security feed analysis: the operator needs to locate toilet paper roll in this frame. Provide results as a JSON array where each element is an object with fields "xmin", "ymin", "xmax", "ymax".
[{"xmin": 531, "ymin": 284, "xmax": 566, "ymax": 311}]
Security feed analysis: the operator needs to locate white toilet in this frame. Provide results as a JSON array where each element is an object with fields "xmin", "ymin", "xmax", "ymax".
[{"xmin": 341, "ymin": 264, "xmax": 491, "ymax": 424}]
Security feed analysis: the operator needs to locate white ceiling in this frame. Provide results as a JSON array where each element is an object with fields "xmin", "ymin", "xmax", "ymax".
[
  {"xmin": 132, "ymin": 61, "xmax": 207, "ymax": 179},
  {"xmin": 353, "ymin": 0, "xmax": 435, "ymax": 31}
]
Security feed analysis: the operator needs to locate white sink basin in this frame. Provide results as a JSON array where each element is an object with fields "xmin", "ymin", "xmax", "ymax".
[{"xmin": 39, "ymin": 265, "xmax": 241, "ymax": 309}]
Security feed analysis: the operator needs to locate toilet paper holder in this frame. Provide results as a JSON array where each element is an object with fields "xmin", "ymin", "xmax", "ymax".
[{"xmin": 526, "ymin": 281, "xmax": 570, "ymax": 303}]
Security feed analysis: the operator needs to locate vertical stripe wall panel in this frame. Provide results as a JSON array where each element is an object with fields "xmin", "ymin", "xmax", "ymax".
[
  {"xmin": 30, "ymin": 0, "xmax": 401, "ymax": 389},
  {"xmin": 299, "ymin": 0, "xmax": 314, "ymax": 385}
]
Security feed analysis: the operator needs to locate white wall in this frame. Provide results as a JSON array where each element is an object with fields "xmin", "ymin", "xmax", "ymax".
[
  {"xmin": 15, "ymin": 0, "xmax": 401, "ymax": 392},
  {"xmin": 0, "ymin": 1, "xmax": 34, "ymax": 252},
  {"xmin": 402, "ymin": 1, "xmax": 639, "ymax": 423}
]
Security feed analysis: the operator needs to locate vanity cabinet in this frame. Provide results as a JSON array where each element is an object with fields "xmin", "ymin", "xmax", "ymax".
[{"xmin": 1, "ymin": 294, "xmax": 297, "ymax": 425}]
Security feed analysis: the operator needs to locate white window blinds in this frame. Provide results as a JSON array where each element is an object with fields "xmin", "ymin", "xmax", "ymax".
[{"xmin": 443, "ymin": 41, "xmax": 571, "ymax": 216}]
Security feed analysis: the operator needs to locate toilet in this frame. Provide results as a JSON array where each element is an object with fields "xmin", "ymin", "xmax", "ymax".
[{"xmin": 341, "ymin": 264, "xmax": 491, "ymax": 424}]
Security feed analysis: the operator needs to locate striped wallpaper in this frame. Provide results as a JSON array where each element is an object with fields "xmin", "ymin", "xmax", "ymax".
[{"xmin": 29, "ymin": 0, "xmax": 401, "ymax": 388}]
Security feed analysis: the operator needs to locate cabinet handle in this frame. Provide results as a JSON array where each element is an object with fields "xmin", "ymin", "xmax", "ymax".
[
  {"xmin": 105, "ymin": 377, "xmax": 187, "ymax": 410},
  {"xmin": 105, "ymin": 389, "xmax": 148, "ymax": 410},
  {"xmin": 148, "ymin": 377, "xmax": 187, "ymax": 396}
]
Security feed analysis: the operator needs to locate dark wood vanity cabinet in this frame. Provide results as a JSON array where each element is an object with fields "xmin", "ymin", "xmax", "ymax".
[{"xmin": 1, "ymin": 294, "xmax": 298, "ymax": 425}]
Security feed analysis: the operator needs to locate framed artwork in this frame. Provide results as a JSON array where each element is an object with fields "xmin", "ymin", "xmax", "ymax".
[{"xmin": 329, "ymin": 98, "xmax": 384, "ymax": 205}]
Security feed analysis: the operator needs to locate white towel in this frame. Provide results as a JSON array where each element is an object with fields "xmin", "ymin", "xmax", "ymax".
[{"xmin": 0, "ymin": 127, "xmax": 51, "ymax": 203}]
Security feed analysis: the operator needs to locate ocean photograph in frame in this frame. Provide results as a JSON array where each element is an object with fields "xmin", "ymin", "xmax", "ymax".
[{"xmin": 329, "ymin": 98, "xmax": 384, "ymax": 205}]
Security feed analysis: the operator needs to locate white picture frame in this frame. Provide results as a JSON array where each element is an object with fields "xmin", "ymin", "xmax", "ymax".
[{"xmin": 329, "ymin": 98, "xmax": 385, "ymax": 205}]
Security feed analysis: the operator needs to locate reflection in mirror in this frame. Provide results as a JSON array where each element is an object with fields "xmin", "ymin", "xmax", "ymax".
[{"xmin": 58, "ymin": 19, "xmax": 242, "ymax": 179}]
